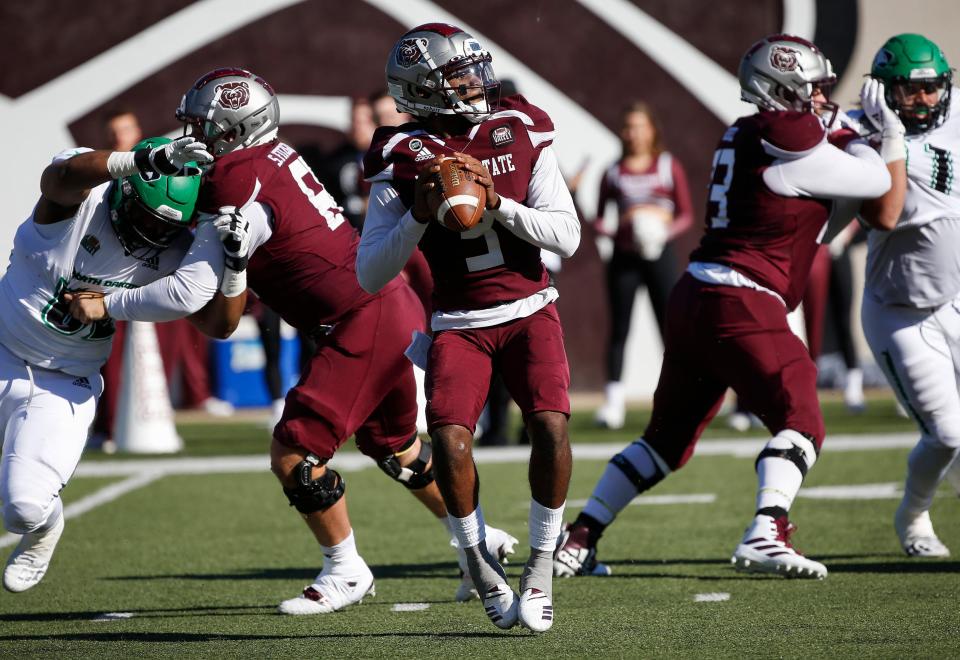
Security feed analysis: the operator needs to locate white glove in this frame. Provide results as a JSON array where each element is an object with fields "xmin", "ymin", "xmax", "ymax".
[
  {"xmin": 107, "ymin": 136, "xmax": 214, "ymax": 180},
  {"xmin": 139, "ymin": 136, "xmax": 214, "ymax": 175},
  {"xmin": 213, "ymin": 206, "xmax": 250, "ymax": 297},
  {"xmin": 860, "ymin": 78, "xmax": 906, "ymax": 163}
]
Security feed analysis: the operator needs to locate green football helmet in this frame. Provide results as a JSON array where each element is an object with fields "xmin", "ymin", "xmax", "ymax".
[
  {"xmin": 109, "ymin": 137, "xmax": 201, "ymax": 261},
  {"xmin": 871, "ymin": 33, "xmax": 953, "ymax": 134}
]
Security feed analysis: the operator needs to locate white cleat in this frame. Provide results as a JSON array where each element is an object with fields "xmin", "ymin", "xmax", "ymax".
[
  {"xmin": 3, "ymin": 515, "xmax": 65, "ymax": 593},
  {"xmin": 482, "ymin": 583, "xmax": 519, "ymax": 629},
  {"xmin": 518, "ymin": 588, "xmax": 554, "ymax": 633},
  {"xmin": 454, "ymin": 526, "xmax": 519, "ymax": 602},
  {"xmin": 894, "ymin": 505, "xmax": 950, "ymax": 558},
  {"xmin": 731, "ymin": 514, "xmax": 827, "ymax": 580},
  {"xmin": 594, "ymin": 402, "xmax": 625, "ymax": 430},
  {"xmin": 277, "ymin": 562, "xmax": 375, "ymax": 615}
]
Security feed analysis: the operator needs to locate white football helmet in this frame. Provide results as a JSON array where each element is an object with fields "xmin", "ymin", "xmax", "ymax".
[
  {"xmin": 385, "ymin": 23, "xmax": 500, "ymax": 123},
  {"xmin": 176, "ymin": 67, "xmax": 279, "ymax": 157},
  {"xmin": 739, "ymin": 34, "xmax": 837, "ymax": 122}
]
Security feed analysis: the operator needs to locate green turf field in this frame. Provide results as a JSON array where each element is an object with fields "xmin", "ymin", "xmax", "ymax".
[{"xmin": 1, "ymin": 394, "xmax": 957, "ymax": 658}]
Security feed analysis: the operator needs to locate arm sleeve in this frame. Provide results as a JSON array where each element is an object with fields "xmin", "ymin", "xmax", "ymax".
[
  {"xmin": 356, "ymin": 182, "xmax": 426, "ymax": 293},
  {"xmin": 762, "ymin": 139, "xmax": 891, "ymax": 200},
  {"xmin": 667, "ymin": 156, "xmax": 694, "ymax": 241},
  {"xmin": 488, "ymin": 146, "xmax": 581, "ymax": 258},
  {"xmin": 104, "ymin": 202, "xmax": 273, "ymax": 320}
]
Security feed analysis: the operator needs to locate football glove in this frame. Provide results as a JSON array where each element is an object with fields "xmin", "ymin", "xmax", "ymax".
[
  {"xmin": 860, "ymin": 78, "xmax": 906, "ymax": 163},
  {"xmin": 214, "ymin": 206, "xmax": 250, "ymax": 297},
  {"xmin": 134, "ymin": 136, "xmax": 213, "ymax": 176}
]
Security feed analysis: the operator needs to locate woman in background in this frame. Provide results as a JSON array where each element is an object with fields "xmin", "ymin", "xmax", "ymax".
[{"xmin": 593, "ymin": 102, "xmax": 693, "ymax": 429}]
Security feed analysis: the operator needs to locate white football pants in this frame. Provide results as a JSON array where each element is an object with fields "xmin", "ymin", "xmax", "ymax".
[
  {"xmin": 862, "ymin": 294, "xmax": 960, "ymax": 512},
  {"xmin": 0, "ymin": 341, "xmax": 102, "ymax": 534}
]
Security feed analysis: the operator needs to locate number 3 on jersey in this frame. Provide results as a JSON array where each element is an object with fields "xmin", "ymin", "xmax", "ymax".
[
  {"xmin": 288, "ymin": 157, "xmax": 346, "ymax": 231},
  {"xmin": 708, "ymin": 127, "xmax": 738, "ymax": 229},
  {"xmin": 460, "ymin": 213, "xmax": 504, "ymax": 272}
]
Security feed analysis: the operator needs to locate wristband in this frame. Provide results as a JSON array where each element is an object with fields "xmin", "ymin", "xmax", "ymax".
[
  {"xmin": 880, "ymin": 127, "xmax": 907, "ymax": 164},
  {"xmin": 220, "ymin": 268, "xmax": 247, "ymax": 298},
  {"xmin": 106, "ymin": 151, "xmax": 138, "ymax": 179},
  {"xmin": 224, "ymin": 254, "xmax": 249, "ymax": 272}
]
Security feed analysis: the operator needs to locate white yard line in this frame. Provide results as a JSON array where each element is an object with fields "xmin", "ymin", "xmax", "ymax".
[
  {"xmin": 0, "ymin": 471, "xmax": 164, "ymax": 549},
  {"xmin": 0, "ymin": 433, "xmax": 917, "ymax": 550},
  {"xmin": 568, "ymin": 493, "xmax": 717, "ymax": 508},
  {"xmin": 73, "ymin": 434, "xmax": 919, "ymax": 478},
  {"xmin": 798, "ymin": 483, "xmax": 902, "ymax": 500},
  {"xmin": 694, "ymin": 592, "xmax": 731, "ymax": 602}
]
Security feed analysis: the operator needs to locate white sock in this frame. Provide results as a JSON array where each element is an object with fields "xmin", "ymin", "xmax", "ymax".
[
  {"xmin": 529, "ymin": 499, "xmax": 565, "ymax": 551},
  {"xmin": 320, "ymin": 529, "xmax": 362, "ymax": 575},
  {"xmin": 582, "ymin": 439, "xmax": 667, "ymax": 525},
  {"xmin": 902, "ymin": 439, "xmax": 959, "ymax": 514},
  {"xmin": 604, "ymin": 381, "xmax": 625, "ymax": 409},
  {"xmin": 448, "ymin": 507, "xmax": 486, "ymax": 549},
  {"xmin": 755, "ymin": 431, "xmax": 817, "ymax": 511},
  {"xmin": 755, "ymin": 458, "xmax": 804, "ymax": 511}
]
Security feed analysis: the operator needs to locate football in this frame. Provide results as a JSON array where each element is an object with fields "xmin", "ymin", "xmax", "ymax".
[{"xmin": 426, "ymin": 157, "xmax": 486, "ymax": 232}]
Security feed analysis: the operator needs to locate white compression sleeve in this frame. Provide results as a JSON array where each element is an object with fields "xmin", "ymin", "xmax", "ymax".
[
  {"xmin": 488, "ymin": 147, "xmax": 581, "ymax": 258},
  {"xmin": 763, "ymin": 139, "xmax": 891, "ymax": 200},
  {"xmin": 356, "ymin": 182, "xmax": 426, "ymax": 293}
]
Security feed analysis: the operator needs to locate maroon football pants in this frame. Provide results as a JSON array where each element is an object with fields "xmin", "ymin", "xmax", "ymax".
[
  {"xmin": 274, "ymin": 281, "xmax": 426, "ymax": 461},
  {"xmin": 643, "ymin": 274, "xmax": 824, "ymax": 470},
  {"xmin": 426, "ymin": 304, "xmax": 570, "ymax": 434}
]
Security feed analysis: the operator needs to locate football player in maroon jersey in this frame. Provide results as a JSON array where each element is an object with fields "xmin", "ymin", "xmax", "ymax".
[
  {"xmin": 554, "ymin": 35, "xmax": 899, "ymax": 581},
  {"xmin": 68, "ymin": 67, "xmax": 518, "ymax": 615},
  {"xmin": 358, "ymin": 24, "xmax": 581, "ymax": 632}
]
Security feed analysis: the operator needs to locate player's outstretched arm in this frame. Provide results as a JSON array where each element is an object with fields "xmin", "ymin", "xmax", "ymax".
[{"xmin": 37, "ymin": 138, "xmax": 213, "ymax": 224}]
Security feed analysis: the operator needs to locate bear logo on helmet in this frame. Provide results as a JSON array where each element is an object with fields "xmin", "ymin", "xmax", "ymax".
[
  {"xmin": 396, "ymin": 39, "xmax": 423, "ymax": 68},
  {"xmin": 770, "ymin": 46, "xmax": 800, "ymax": 72},
  {"xmin": 216, "ymin": 81, "xmax": 250, "ymax": 110}
]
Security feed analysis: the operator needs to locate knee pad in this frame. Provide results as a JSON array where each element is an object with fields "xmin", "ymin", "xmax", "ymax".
[
  {"xmin": 755, "ymin": 430, "xmax": 818, "ymax": 478},
  {"xmin": 377, "ymin": 435, "xmax": 434, "ymax": 490},
  {"xmin": 282, "ymin": 455, "xmax": 345, "ymax": 514},
  {"xmin": 610, "ymin": 438, "xmax": 670, "ymax": 493}
]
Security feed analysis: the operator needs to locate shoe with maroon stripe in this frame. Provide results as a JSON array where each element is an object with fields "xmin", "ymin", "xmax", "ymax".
[
  {"xmin": 731, "ymin": 514, "xmax": 827, "ymax": 579},
  {"xmin": 518, "ymin": 587, "xmax": 554, "ymax": 632},
  {"xmin": 481, "ymin": 583, "xmax": 519, "ymax": 629},
  {"xmin": 277, "ymin": 562, "xmax": 375, "ymax": 614}
]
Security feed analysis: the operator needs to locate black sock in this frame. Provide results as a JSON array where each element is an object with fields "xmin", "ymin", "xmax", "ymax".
[
  {"xmin": 574, "ymin": 512, "xmax": 607, "ymax": 546},
  {"xmin": 756, "ymin": 506, "xmax": 788, "ymax": 520}
]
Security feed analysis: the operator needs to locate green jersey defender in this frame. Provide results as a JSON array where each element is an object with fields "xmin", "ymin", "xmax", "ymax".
[
  {"xmin": 109, "ymin": 136, "xmax": 201, "ymax": 261},
  {"xmin": 871, "ymin": 33, "xmax": 953, "ymax": 134}
]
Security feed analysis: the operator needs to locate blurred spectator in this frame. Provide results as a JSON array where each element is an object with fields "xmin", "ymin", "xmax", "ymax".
[
  {"xmin": 309, "ymin": 97, "xmax": 376, "ymax": 230},
  {"xmin": 592, "ymin": 102, "xmax": 694, "ymax": 430},
  {"xmin": 103, "ymin": 109, "xmax": 143, "ymax": 151},
  {"xmin": 826, "ymin": 223, "xmax": 866, "ymax": 411},
  {"xmin": 247, "ymin": 295, "xmax": 285, "ymax": 428},
  {"xmin": 370, "ymin": 88, "xmax": 414, "ymax": 127}
]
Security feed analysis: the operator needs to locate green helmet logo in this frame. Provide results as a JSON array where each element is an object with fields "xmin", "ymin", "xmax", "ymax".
[
  {"xmin": 871, "ymin": 33, "xmax": 953, "ymax": 133},
  {"xmin": 109, "ymin": 136, "xmax": 202, "ymax": 261}
]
